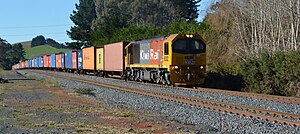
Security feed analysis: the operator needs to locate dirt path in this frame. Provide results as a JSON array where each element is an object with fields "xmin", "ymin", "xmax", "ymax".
[{"xmin": 0, "ymin": 71, "xmax": 199, "ymax": 133}]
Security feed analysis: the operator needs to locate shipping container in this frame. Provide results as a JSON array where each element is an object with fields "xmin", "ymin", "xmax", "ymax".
[
  {"xmin": 82, "ymin": 47, "xmax": 96, "ymax": 70},
  {"xmin": 38, "ymin": 56, "xmax": 43, "ymax": 67},
  {"xmin": 96, "ymin": 48, "xmax": 104, "ymax": 70},
  {"xmin": 150, "ymin": 39, "xmax": 164, "ymax": 66},
  {"xmin": 32, "ymin": 59, "xmax": 35, "ymax": 68},
  {"xmin": 77, "ymin": 51, "xmax": 83, "ymax": 69},
  {"xmin": 20, "ymin": 61, "xmax": 24, "ymax": 69},
  {"xmin": 55, "ymin": 54, "xmax": 62, "ymax": 68},
  {"xmin": 72, "ymin": 51, "xmax": 78, "ymax": 69},
  {"xmin": 61, "ymin": 53, "xmax": 65, "ymax": 69},
  {"xmin": 104, "ymin": 42, "xmax": 128, "ymax": 72},
  {"xmin": 28, "ymin": 59, "xmax": 32, "ymax": 68},
  {"xmin": 43, "ymin": 55, "xmax": 50, "ymax": 68},
  {"xmin": 35, "ymin": 58, "xmax": 38, "ymax": 68},
  {"xmin": 24, "ymin": 61, "xmax": 28, "ymax": 68},
  {"xmin": 65, "ymin": 51, "xmax": 75, "ymax": 69},
  {"xmin": 51, "ymin": 54, "xmax": 56, "ymax": 68}
]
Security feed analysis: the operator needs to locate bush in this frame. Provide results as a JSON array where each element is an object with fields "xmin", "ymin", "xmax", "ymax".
[
  {"xmin": 240, "ymin": 51, "xmax": 300, "ymax": 96},
  {"xmin": 204, "ymin": 63, "xmax": 244, "ymax": 91}
]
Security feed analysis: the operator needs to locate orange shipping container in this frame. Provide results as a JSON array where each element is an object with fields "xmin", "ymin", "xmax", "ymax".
[
  {"xmin": 43, "ymin": 55, "xmax": 50, "ymax": 67},
  {"xmin": 56, "ymin": 54, "xmax": 62, "ymax": 68},
  {"xmin": 82, "ymin": 46, "xmax": 95, "ymax": 70}
]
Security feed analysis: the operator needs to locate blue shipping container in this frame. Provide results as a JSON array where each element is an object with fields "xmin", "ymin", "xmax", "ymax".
[
  {"xmin": 31, "ymin": 59, "xmax": 34, "ymax": 68},
  {"xmin": 39, "ymin": 57, "xmax": 43, "ymax": 67},
  {"xmin": 61, "ymin": 54, "xmax": 65, "ymax": 69},
  {"xmin": 28, "ymin": 60, "xmax": 32, "ymax": 68},
  {"xmin": 51, "ymin": 54, "xmax": 56, "ymax": 68},
  {"xmin": 65, "ymin": 51, "xmax": 73, "ymax": 69},
  {"xmin": 35, "ymin": 58, "xmax": 38, "ymax": 67},
  {"xmin": 77, "ymin": 51, "xmax": 83, "ymax": 69}
]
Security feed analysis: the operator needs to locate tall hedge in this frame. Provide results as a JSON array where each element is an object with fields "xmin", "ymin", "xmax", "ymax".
[{"xmin": 240, "ymin": 51, "xmax": 300, "ymax": 96}]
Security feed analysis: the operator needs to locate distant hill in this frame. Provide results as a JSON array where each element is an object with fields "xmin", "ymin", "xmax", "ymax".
[
  {"xmin": 14, "ymin": 41, "xmax": 32, "ymax": 49},
  {"xmin": 24, "ymin": 45, "xmax": 71, "ymax": 59}
]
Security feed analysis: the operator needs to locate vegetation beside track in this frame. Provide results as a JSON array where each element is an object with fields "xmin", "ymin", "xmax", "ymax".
[{"xmin": 206, "ymin": 51, "xmax": 300, "ymax": 97}]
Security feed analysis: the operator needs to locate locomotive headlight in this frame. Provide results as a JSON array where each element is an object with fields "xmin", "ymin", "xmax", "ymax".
[
  {"xmin": 200, "ymin": 66, "xmax": 204, "ymax": 69},
  {"xmin": 174, "ymin": 66, "xmax": 179, "ymax": 69}
]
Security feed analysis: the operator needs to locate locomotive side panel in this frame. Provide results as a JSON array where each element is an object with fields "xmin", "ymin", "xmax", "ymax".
[{"xmin": 150, "ymin": 39, "xmax": 163, "ymax": 66}]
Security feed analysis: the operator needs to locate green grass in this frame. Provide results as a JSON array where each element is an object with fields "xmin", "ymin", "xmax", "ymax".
[{"xmin": 24, "ymin": 45, "xmax": 70, "ymax": 59}]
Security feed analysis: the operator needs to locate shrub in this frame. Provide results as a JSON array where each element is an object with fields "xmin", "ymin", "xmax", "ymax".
[
  {"xmin": 240, "ymin": 51, "xmax": 300, "ymax": 96},
  {"xmin": 204, "ymin": 63, "xmax": 244, "ymax": 91}
]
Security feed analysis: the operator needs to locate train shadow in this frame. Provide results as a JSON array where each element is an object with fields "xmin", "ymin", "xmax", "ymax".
[{"xmin": 202, "ymin": 72, "xmax": 244, "ymax": 91}]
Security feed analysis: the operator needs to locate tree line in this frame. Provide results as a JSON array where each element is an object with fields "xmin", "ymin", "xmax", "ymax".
[
  {"xmin": 0, "ymin": 38, "xmax": 24, "ymax": 70},
  {"xmin": 67, "ymin": 0, "xmax": 201, "ymax": 49},
  {"xmin": 202, "ymin": 0, "xmax": 300, "ymax": 97}
]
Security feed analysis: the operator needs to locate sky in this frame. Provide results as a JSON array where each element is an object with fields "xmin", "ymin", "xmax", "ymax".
[{"xmin": 0, "ymin": 0, "xmax": 219, "ymax": 44}]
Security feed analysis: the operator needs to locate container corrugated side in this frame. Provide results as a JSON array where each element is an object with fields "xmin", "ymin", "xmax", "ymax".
[
  {"xmin": 72, "ymin": 51, "xmax": 78, "ymax": 69},
  {"xmin": 51, "ymin": 54, "xmax": 56, "ymax": 68},
  {"xmin": 65, "ymin": 51, "xmax": 73, "ymax": 69},
  {"xmin": 56, "ymin": 54, "xmax": 62, "ymax": 68},
  {"xmin": 77, "ymin": 51, "xmax": 83, "ymax": 69},
  {"xmin": 82, "ymin": 47, "xmax": 95, "ymax": 70},
  {"xmin": 61, "ymin": 54, "xmax": 65, "ymax": 69},
  {"xmin": 104, "ymin": 42, "xmax": 127, "ymax": 72},
  {"xmin": 39, "ymin": 57, "xmax": 44, "ymax": 67},
  {"xmin": 96, "ymin": 47, "xmax": 104, "ymax": 70}
]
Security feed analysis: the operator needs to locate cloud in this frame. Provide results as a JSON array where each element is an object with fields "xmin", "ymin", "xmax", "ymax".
[{"xmin": 197, "ymin": 0, "xmax": 221, "ymax": 22}]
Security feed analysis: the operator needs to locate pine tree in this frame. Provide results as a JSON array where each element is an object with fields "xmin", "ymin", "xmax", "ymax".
[{"xmin": 67, "ymin": 0, "xmax": 97, "ymax": 47}]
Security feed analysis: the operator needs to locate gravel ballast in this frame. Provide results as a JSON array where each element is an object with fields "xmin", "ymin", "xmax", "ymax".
[{"xmin": 18, "ymin": 70, "xmax": 300, "ymax": 133}]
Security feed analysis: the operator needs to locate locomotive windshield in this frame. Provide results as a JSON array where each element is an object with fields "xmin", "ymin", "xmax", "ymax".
[{"xmin": 172, "ymin": 39, "xmax": 206, "ymax": 54}]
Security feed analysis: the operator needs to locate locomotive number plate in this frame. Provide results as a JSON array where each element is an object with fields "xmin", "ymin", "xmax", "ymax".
[{"xmin": 185, "ymin": 60, "xmax": 194, "ymax": 64}]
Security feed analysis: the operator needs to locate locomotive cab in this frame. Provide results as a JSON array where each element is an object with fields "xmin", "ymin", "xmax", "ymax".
[{"xmin": 165, "ymin": 34, "xmax": 206, "ymax": 86}]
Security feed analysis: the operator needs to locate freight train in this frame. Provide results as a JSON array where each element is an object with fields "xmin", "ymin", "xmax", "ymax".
[{"xmin": 13, "ymin": 34, "xmax": 207, "ymax": 86}]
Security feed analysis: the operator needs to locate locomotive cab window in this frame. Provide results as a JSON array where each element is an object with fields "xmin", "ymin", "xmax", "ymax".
[
  {"xmin": 164, "ymin": 42, "xmax": 169, "ymax": 55},
  {"xmin": 172, "ymin": 39, "xmax": 206, "ymax": 54}
]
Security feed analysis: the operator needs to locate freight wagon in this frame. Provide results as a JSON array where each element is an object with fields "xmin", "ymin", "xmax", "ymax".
[{"xmin": 82, "ymin": 46, "xmax": 104, "ymax": 75}]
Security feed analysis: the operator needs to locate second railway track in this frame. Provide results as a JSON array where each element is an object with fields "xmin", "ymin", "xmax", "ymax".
[{"xmin": 30, "ymin": 70, "xmax": 300, "ymax": 128}]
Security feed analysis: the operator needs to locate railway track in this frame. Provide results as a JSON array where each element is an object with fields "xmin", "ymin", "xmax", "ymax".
[
  {"xmin": 105, "ymin": 75, "xmax": 300, "ymax": 105},
  {"xmin": 31, "ymin": 70, "xmax": 300, "ymax": 127}
]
